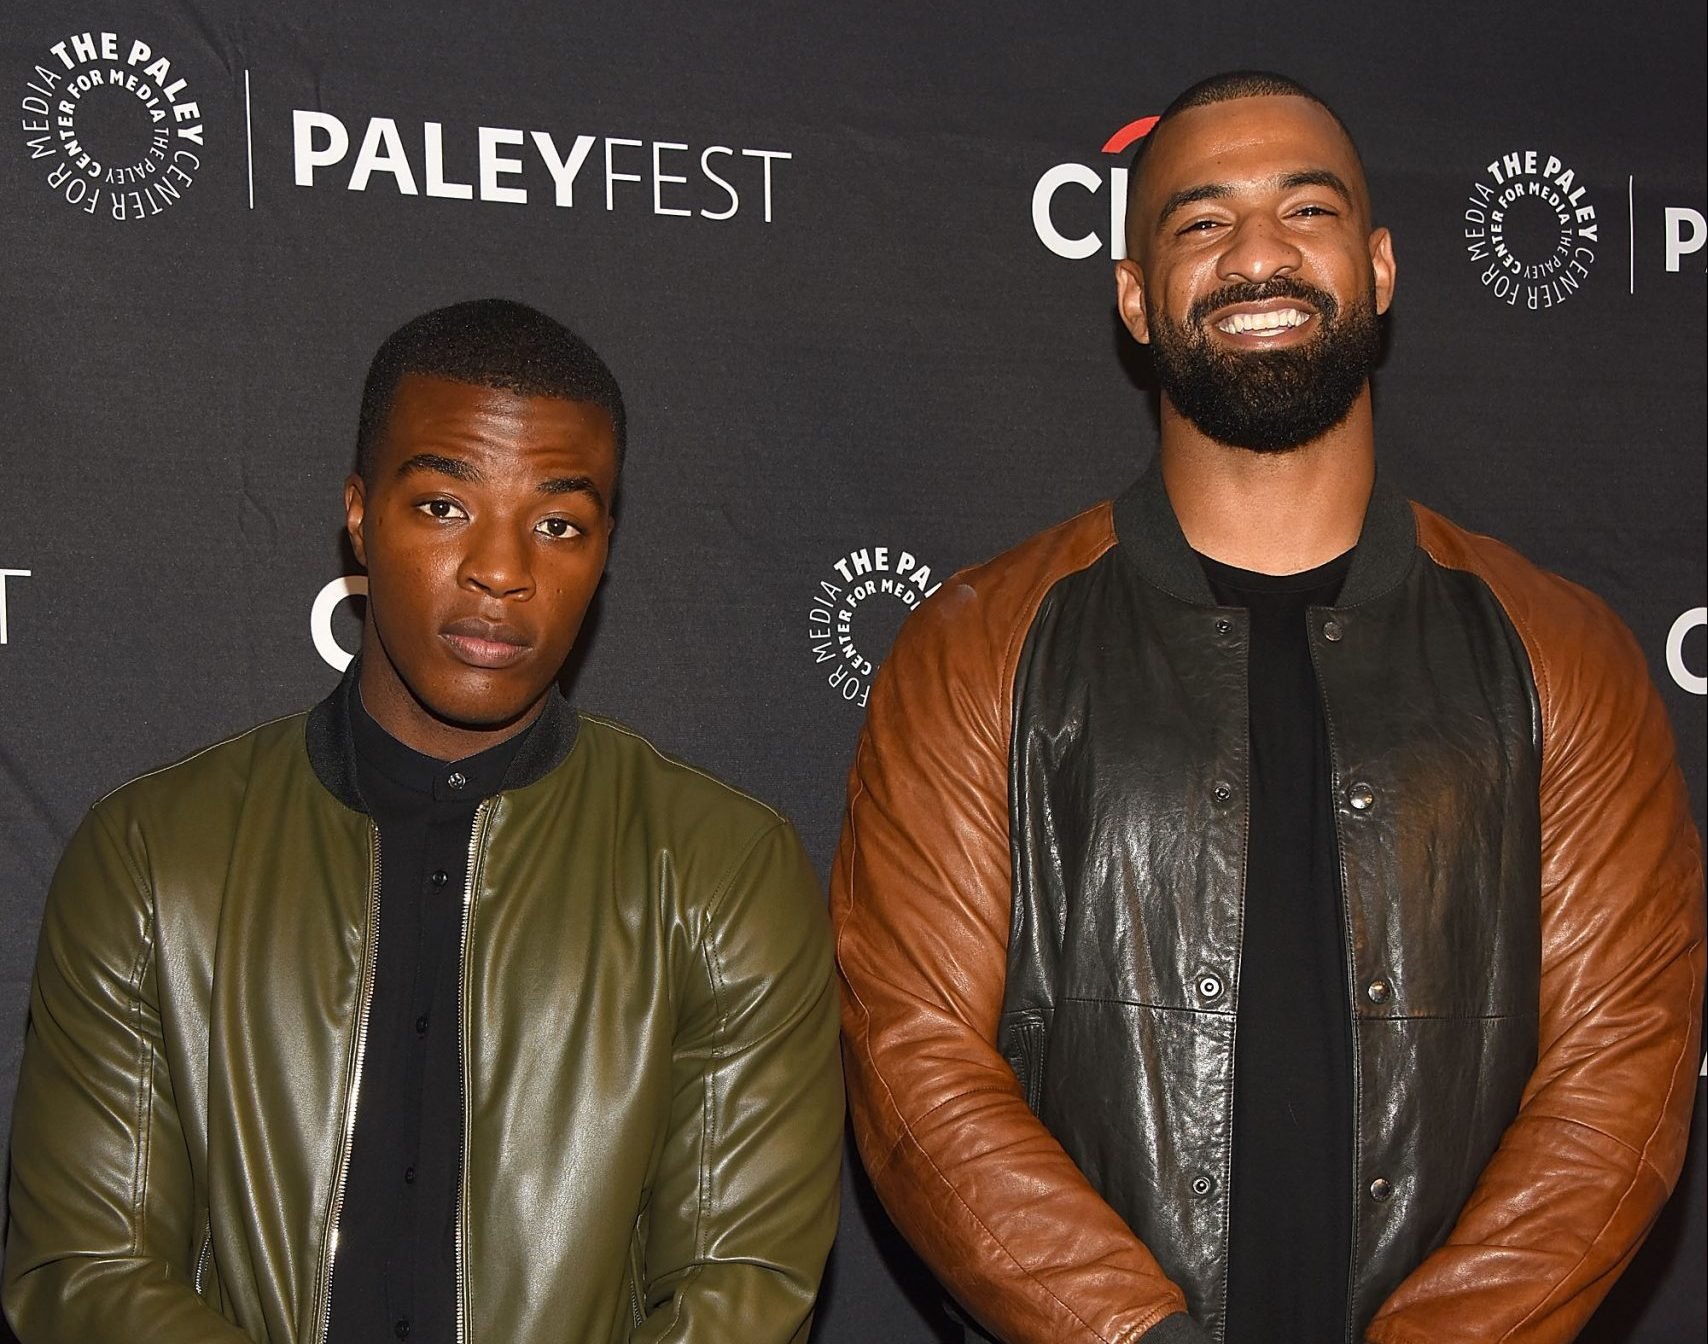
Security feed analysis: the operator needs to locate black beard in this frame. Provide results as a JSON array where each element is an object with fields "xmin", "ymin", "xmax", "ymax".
[{"xmin": 1147, "ymin": 278, "xmax": 1382, "ymax": 454}]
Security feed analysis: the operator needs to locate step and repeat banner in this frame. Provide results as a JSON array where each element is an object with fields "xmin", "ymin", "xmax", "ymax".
[{"xmin": 2, "ymin": 3, "xmax": 1702, "ymax": 1340}]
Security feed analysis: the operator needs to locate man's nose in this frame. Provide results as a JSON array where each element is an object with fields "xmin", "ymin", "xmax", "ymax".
[
  {"xmin": 459, "ymin": 521, "xmax": 533, "ymax": 598},
  {"xmin": 1216, "ymin": 215, "xmax": 1303, "ymax": 284}
]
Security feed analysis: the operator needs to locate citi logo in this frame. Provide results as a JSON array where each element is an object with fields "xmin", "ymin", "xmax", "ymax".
[{"xmin": 1031, "ymin": 116, "xmax": 1156, "ymax": 260}]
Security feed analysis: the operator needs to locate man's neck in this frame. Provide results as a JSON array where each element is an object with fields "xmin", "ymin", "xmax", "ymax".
[
  {"xmin": 357, "ymin": 646, "xmax": 548, "ymax": 762},
  {"xmin": 1158, "ymin": 393, "xmax": 1375, "ymax": 576}
]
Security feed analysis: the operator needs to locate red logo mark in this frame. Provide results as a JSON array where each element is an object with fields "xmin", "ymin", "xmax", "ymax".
[{"xmin": 1101, "ymin": 116, "xmax": 1159, "ymax": 156}]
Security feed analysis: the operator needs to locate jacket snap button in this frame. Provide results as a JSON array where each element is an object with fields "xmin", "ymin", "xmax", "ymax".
[
  {"xmin": 1197, "ymin": 974, "xmax": 1224, "ymax": 1002},
  {"xmin": 1214, "ymin": 617, "xmax": 1232, "ymax": 635},
  {"xmin": 1348, "ymin": 783, "xmax": 1375, "ymax": 811},
  {"xmin": 1366, "ymin": 979, "xmax": 1392, "ymax": 1004},
  {"xmin": 1369, "ymin": 1177, "xmax": 1394, "ymax": 1202},
  {"xmin": 1190, "ymin": 1172, "xmax": 1216, "ymax": 1198},
  {"xmin": 1322, "ymin": 619, "xmax": 1344, "ymax": 642},
  {"xmin": 446, "ymin": 771, "xmax": 468, "ymax": 790},
  {"xmin": 1211, "ymin": 781, "xmax": 1234, "ymax": 804}
]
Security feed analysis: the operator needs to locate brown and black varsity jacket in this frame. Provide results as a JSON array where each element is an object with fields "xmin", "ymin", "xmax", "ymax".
[{"xmin": 832, "ymin": 464, "xmax": 1704, "ymax": 1344}]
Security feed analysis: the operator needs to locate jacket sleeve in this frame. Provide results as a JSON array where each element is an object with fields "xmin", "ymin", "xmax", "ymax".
[
  {"xmin": 831, "ymin": 571, "xmax": 1201, "ymax": 1344},
  {"xmin": 630, "ymin": 819, "xmax": 843, "ymax": 1344},
  {"xmin": 1368, "ymin": 572, "xmax": 1706, "ymax": 1344},
  {"xmin": 4, "ymin": 806, "xmax": 248, "ymax": 1344}
]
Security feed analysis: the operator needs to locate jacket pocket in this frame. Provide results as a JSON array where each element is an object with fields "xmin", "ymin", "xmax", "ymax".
[{"xmin": 999, "ymin": 1010, "xmax": 1047, "ymax": 1114}]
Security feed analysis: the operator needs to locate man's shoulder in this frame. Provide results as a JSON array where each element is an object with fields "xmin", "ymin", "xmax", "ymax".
[
  {"xmin": 949, "ymin": 498, "xmax": 1119, "ymax": 607},
  {"xmin": 92, "ymin": 709, "xmax": 312, "ymax": 828},
  {"xmin": 1412, "ymin": 501, "xmax": 1631, "ymax": 639},
  {"xmin": 1410, "ymin": 501, "xmax": 1649, "ymax": 719},
  {"xmin": 892, "ymin": 499, "xmax": 1119, "ymax": 665},
  {"xmin": 567, "ymin": 712, "xmax": 790, "ymax": 841}
]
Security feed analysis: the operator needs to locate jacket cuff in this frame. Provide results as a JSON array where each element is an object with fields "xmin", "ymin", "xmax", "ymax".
[{"xmin": 1137, "ymin": 1313, "xmax": 1213, "ymax": 1344}]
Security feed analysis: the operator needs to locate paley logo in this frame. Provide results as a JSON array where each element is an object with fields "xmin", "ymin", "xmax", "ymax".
[
  {"xmin": 292, "ymin": 111, "xmax": 790, "ymax": 221},
  {"xmin": 1662, "ymin": 207, "xmax": 1704, "ymax": 274},
  {"xmin": 18, "ymin": 29, "xmax": 206, "ymax": 219},
  {"xmin": 1032, "ymin": 115, "xmax": 1157, "ymax": 260},
  {"xmin": 1462, "ymin": 149, "xmax": 1599, "ymax": 310},
  {"xmin": 806, "ymin": 547, "xmax": 941, "ymax": 708}
]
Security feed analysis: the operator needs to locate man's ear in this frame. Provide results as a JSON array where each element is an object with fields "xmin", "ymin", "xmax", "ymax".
[
  {"xmin": 1114, "ymin": 259, "xmax": 1152, "ymax": 344},
  {"xmin": 343, "ymin": 474, "xmax": 368, "ymax": 569},
  {"xmin": 1370, "ymin": 227, "xmax": 1397, "ymax": 315}
]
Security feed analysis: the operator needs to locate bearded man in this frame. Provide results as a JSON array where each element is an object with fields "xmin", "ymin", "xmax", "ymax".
[{"xmin": 831, "ymin": 71, "xmax": 1703, "ymax": 1344}]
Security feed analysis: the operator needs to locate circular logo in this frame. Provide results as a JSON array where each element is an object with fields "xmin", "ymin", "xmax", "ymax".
[
  {"xmin": 19, "ymin": 30, "xmax": 206, "ymax": 219},
  {"xmin": 1461, "ymin": 149, "xmax": 1599, "ymax": 310},
  {"xmin": 806, "ymin": 546, "xmax": 942, "ymax": 708},
  {"xmin": 1667, "ymin": 606, "xmax": 1705, "ymax": 696},
  {"xmin": 311, "ymin": 576, "xmax": 368, "ymax": 672}
]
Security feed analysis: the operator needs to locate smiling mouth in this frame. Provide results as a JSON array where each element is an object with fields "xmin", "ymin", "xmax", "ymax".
[{"xmin": 1214, "ymin": 306, "xmax": 1314, "ymax": 337}]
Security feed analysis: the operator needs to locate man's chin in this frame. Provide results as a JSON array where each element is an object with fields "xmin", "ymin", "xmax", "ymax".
[{"xmin": 407, "ymin": 673, "xmax": 558, "ymax": 736}]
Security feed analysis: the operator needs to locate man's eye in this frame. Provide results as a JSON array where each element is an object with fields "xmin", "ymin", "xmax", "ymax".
[
  {"xmin": 536, "ymin": 517, "xmax": 580, "ymax": 539},
  {"xmin": 1180, "ymin": 218, "xmax": 1220, "ymax": 233},
  {"xmin": 1294, "ymin": 204, "xmax": 1334, "ymax": 217},
  {"xmin": 418, "ymin": 499, "xmax": 466, "ymax": 520}
]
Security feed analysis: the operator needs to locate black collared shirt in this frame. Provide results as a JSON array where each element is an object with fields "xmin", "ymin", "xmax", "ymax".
[
  {"xmin": 327, "ymin": 696, "xmax": 528, "ymax": 1344},
  {"xmin": 1201, "ymin": 550, "xmax": 1356, "ymax": 1344}
]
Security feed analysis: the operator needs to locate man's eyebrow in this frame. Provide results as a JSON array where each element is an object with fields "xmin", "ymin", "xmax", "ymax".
[
  {"xmin": 396, "ymin": 452, "xmax": 481, "ymax": 482},
  {"xmin": 1281, "ymin": 168, "xmax": 1355, "ymax": 203},
  {"xmin": 540, "ymin": 475, "xmax": 606, "ymax": 511},
  {"xmin": 1156, "ymin": 182, "xmax": 1232, "ymax": 230}
]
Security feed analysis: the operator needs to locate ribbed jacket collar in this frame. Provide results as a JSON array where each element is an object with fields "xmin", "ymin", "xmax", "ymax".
[
  {"xmin": 305, "ymin": 660, "xmax": 581, "ymax": 813},
  {"xmin": 1111, "ymin": 458, "xmax": 1418, "ymax": 608}
]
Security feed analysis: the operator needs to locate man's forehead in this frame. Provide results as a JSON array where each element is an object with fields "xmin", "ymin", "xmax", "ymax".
[
  {"xmin": 386, "ymin": 375, "xmax": 612, "ymax": 439},
  {"xmin": 375, "ymin": 375, "xmax": 617, "ymax": 478},
  {"xmin": 1137, "ymin": 94, "xmax": 1367, "ymax": 205}
]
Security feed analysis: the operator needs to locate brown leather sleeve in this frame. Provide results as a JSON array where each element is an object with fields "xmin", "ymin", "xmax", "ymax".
[
  {"xmin": 1367, "ymin": 508, "xmax": 1706, "ymax": 1344},
  {"xmin": 830, "ymin": 503, "xmax": 1191, "ymax": 1344}
]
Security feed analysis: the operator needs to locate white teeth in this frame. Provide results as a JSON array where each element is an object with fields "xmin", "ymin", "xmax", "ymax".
[{"xmin": 1216, "ymin": 307, "xmax": 1310, "ymax": 334}]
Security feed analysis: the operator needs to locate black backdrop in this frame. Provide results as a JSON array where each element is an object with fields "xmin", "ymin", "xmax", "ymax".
[{"xmin": 2, "ymin": 4, "xmax": 1702, "ymax": 1340}]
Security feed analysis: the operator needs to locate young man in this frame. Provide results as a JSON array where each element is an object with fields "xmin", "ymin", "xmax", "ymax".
[
  {"xmin": 833, "ymin": 73, "xmax": 1703, "ymax": 1344},
  {"xmin": 5, "ymin": 299, "xmax": 843, "ymax": 1343}
]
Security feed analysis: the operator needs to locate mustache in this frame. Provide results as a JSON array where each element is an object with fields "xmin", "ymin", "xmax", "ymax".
[{"xmin": 1187, "ymin": 278, "xmax": 1340, "ymax": 329}]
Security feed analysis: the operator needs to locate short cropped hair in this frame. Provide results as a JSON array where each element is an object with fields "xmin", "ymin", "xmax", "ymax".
[
  {"xmin": 356, "ymin": 298, "xmax": 626, "ymax": 481},
  {"xmin": 1130, "ymin": 70, "xmax": 1362, "ymax": 187}
]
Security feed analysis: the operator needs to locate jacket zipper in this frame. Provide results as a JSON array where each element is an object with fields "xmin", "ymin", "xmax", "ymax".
[
  {"xmin": 455, "ymin": 801, "xmax": 494, "ymax": 1344},
  {"xmin": 315, "ymin": 824, "xmax": 383, "ymax": 1344},
  {"xmin": 192, "ymin": 1213, "xmax": 213, "ymax": 1296}
]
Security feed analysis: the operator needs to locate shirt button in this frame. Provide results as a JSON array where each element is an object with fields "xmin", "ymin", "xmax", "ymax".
[
  {"xmin": 394, "ymin": 1319, "xmax": 411, "ymax": 1340},
  {"xmin": 1211, "ymin": 781, "xmax": 1235, "ymax": 804},
  {"xmin": 1366, "ymin": 978, "xmax": 1393, "ymax": 1004},
  {"xmin": 430, "ymin": 869, "xmax": 449, "ymax": 889},
  {"xmin": 1196, "ymin": 973, "xmax": 1225, "ymax": 1002},
  {"xmin": 403, "ymin": 1165, "xmax": 416, "ymax": 1185},
  {"xmin": 446, "ymin": 771, "xmax": 467, "ymax": 790},
  {"xmin": 1370, "ymin": 1177, "xmax": 1395, "ymax": 1202},
  {"xmin": 415, "ymin": 1014, "xmax": 430, "ymax": 1035},
  {"xmin": 1348, "ymin": 782, "xmax": 1376, "ymax": 812},
  {"xmin": 1322, "ymin": 618, "xmax": 1344, "ymax": 642}
]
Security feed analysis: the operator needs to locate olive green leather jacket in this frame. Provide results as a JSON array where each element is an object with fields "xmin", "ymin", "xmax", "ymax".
[{"xmin": 5, "ymin": 672, "xmax": 843, "ymax": 1343}]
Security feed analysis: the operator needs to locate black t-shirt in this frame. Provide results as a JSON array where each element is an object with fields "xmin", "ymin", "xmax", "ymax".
[
  {"xmin": 1201, "ymin": 550, "xmax": 1355, "ymax": 1344},
  {"xmin": 328, "ymin": 695, "xmax": 529, "ymax": 1344}
]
